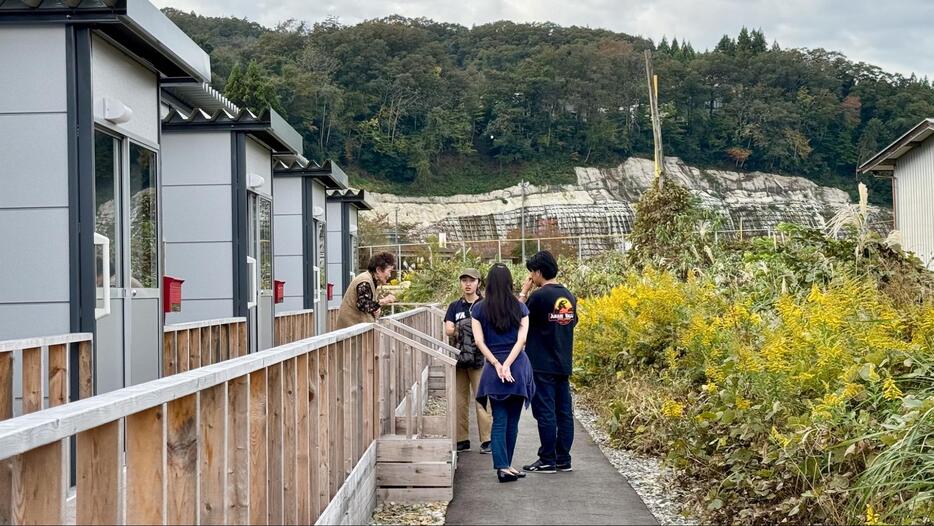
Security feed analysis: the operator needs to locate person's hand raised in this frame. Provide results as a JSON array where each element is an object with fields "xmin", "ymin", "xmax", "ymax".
[{"xmin": 379, "ymin": 293, "xmax": 397, "ymax": 306}]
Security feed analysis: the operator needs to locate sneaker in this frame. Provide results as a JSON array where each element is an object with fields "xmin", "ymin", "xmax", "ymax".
[
  {"xmin": 556, "ymin": 462, "xmax": 573, "ymax": 472},
  {"xmin": 456, "ymin": 440, "xmax": 470, "ymax": 452},
  {"xmin": 521, "ymin": 459, "xmax": 557, "ymax": 473},
  {"xmin": 479, "ymin": 441, "xmax": 492, "ymax": 454}
]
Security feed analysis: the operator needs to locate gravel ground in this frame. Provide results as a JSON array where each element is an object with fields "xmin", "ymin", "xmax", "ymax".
[
  {"xmin": 371, "ymin": 502, "xmax": 448, "ymax": 525},
  {"xmin": 424, "ymin": 396, "xmax": 447, "ymax": 416},
  {"xmin": 573, "ymin": 398, "xmax": 697, "ymax": 525},
  {"xmin": 370, "ymin": 396, "xmax": 451, "ymax": 525}
]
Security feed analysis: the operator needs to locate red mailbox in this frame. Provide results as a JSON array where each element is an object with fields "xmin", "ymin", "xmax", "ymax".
[
  {"xmin": 327, "ymin": 282, "xmax": 334, "ymax": 301},
  {"xmin": 163, "ymin": 275, "xmax": 184, "ymax": 313},
  {"xmin": 274, "ymin": 279, "xmax": 285, "ymax": 304}
]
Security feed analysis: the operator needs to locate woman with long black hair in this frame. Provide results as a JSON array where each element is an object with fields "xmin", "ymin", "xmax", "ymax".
[{"xmin": 472, "ymin": 264, "xmax": 536, "ymax": 482}]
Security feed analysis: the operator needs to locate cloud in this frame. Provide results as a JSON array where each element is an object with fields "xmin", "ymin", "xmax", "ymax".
[{"xmin": 152, "ymin": 0, "xmax": 933, "ymax": 79}]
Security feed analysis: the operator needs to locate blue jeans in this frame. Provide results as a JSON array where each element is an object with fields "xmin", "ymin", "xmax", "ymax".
[
  {"xmin": 489, "ymin": 396, "xmax": 524, "ymax": 470},
  {"xmin": 531, "ymin": 373, "xmax": 574, "ymax": 465}
]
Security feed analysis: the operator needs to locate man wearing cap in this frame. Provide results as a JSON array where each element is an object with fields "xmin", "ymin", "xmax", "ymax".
[{"xmin": 444, "ymin": 268, "xmax": 492, "ymax": 453}]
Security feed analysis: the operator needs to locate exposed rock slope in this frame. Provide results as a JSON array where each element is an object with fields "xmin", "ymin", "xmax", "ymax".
[{"xmin": 365, "ymin": 157, "xmax": 889, "ymax": 253}]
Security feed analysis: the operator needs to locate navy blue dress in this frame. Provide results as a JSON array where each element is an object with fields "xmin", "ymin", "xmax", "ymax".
[{"xmin": 472, "ymin": 300, "xmax": 536, "ymax": 407}]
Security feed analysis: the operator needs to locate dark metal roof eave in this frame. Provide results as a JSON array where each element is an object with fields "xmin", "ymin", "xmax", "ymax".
[
  {"xmin": 858, "ymin": 118, "xmax": 934, "ymax": 174},
  {"xmin": 0, "ymin": 0, "xmax": 211, "ymax": 83},
  {"xmin": 162, "ymin": 108, "xmax": 301, "ymax": 155},
  {"xmin": 273, "ymin": 160, "xmax": 350, "ymax": 190},
  {"xmin": 327, "ymin": 189, "xmax": 372, "ymax": 210}
]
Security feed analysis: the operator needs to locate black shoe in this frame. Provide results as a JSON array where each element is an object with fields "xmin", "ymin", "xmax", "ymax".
[
  {"xmin": 512, "ymin": 469, "xmax": 527, "ymax": 478},
  {"xmin": 556, "ymin": 462, "xmax": 573, "ymax": 472},
  {"xmin": 479, "ymin": 441, "xmax": 492, "ymax": 454},
  {"xmin": 522, "ymin": 459, "xmax": 557, "ymax": 473},
  {"xmin": 456, "ymin": 440, "xmax": 470, "ymax": 452},
  {"xmin": 497, "ymin": 469, "xmax": 519, "ymax": 483}
]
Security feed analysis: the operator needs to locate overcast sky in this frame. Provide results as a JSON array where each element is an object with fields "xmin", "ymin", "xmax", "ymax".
[{"xmin": 152, "ymin": 0, "xmax": 933, "ymax": 79}]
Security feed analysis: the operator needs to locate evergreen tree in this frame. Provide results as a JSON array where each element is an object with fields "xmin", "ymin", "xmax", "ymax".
[
  {"xmin": 736, "ymin": 27, "xmax": 753, "ymax": 54},
  {"xmin": 750, "ymin": 29, "xmax": 768, "ymax": 54},
  {"xmin": 715, "ymin": 34, "xmax": 736, "ymax": 54},
  {"xmin": 224, "ymin": 60, "xmax": 285, "ymax": 115}
]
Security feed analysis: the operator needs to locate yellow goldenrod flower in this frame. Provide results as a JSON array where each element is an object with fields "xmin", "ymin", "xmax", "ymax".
[
  {"xmin": 769, "ymin": 426, "xmax": 791, "ymax": 448},
  {"xmin": 735, "ymin": 397, "xmax": 751, "ymax": 411},
  {"xmin": 882, "ymin": 377, "xmax": 903, "ymax": 401},
  {"xmin": 842, "ymin": 383, "xmax": 862, "ymax": 399},
  {"xmin": 865, "ymin": 503, "xmax": 881, "ymax": 526},
  {"xmin": 661, "ymin": 399, "xmax": 684, "ymax": 418}
]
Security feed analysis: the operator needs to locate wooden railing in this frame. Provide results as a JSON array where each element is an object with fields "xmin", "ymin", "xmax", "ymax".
[
  {"xmin": 162, "ymin": 318, "xmax": 247, "ymax": 376},
  {"xmin": 0, "ymin": 308, "xmax": 456, "ymax": 525},
  {"xmin": 0, "ymin": 333, "xmax": 94, "ymax": 416},
  {"xmin": 0, "ymin": 333, "xmax": 93, "ymax": 524},
  {"xmin": 326, "ymin": 308, "xmax": 340, "ymax": 333},
  {"xmin": 275, "ymin": 309, "xmax": 317, "ymax": 346}
]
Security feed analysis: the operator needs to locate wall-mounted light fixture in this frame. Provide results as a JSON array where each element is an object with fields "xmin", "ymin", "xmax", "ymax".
[
  {"xmin": 103, "ymin": 97, "xmax": 133, "ymax": 124},
  {"xmin": 247, "ymin": 173, "xmax": 265, "ymax": 189}
]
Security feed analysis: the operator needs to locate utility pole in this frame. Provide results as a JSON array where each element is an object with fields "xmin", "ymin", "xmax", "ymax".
[
  {"xmin": 644, "ymin": 49, "xmax": 665, "ymax": 187},
  {"xmin": 520, "ymin": 180, "xmax": 527, "ymax": 261},
  {"xmin": 394, "ymin": 208, "xmax": 401, "ymax": 277}
]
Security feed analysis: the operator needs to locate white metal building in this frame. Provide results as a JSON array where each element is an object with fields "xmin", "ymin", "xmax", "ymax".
[
  {"xmin": 0, "ymin": 0, "xmax": 211, "ymax": 394},
  {"xmin": 273, "ymin": 160, "xmax": 350, "ymax": 333},
  {"xmin": 859, "ymin": 118, "xmax": 934, "ymax": 269}
]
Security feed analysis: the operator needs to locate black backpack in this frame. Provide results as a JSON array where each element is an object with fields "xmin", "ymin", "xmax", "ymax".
[{"xmin": 454, "ymin": 317, "xmax": 484, "ymax": 369}]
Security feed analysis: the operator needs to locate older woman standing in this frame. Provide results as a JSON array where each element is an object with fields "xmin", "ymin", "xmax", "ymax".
[
  {"xmin": 472, "ymin": 264, "xmax": 535, "ymax": 482},
  {"xmin": 335, "ymin": 251, "xmax": 397, "ymax": 330}
]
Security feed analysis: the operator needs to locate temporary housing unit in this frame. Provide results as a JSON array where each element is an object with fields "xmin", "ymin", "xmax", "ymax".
[
  {"xmin": 858, "ymin": 118, "xmax": 934, "ymax": 269},
  {"xmin": 160, "ymin": 105, "xmax": 304, "ymax": 353},
  {"xmin": 326, "ymin": 188, "xmax": 373, "ymax": 313},
  {"xmin": 273, "ymin": 161, "xmax": 350, "ymax": 334},
  {"xmin": 0, "ymin": 0, "xmax": 211, "ymax": 395}
]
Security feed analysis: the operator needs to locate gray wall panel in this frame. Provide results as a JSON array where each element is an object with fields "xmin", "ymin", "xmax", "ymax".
[
  {"xmin": 276, "ymin": 296, "xmax": 304, "ymax": 313},
  {"xmin": 0, "ymin": 303, "xmax": 70, "ymax": 340},
  {"xmin": 258, "ymin": 295, "xmax": 273, "ymax": 350},
  {"xmin": 0, "ymin": 208, "xmax": 70, "ymax": 303},
  {"xmin": 163, "ymin": 185, "xmax": 232, "ymax": 242},
  {"xmin": 164, "ymin": 242, "xmax": 233, "ymax": 300},
  {"xmin": 0, "ymin": 26, "xmax": 67, "ymax": 113},
  {"xmin": 245, "ymin": 138, "xmax": 272, "ymax": 198},
  {"xmin": 91, "ymin": 35, "xmax": 159, "ymax": 145},
  {"xmin": 0, "ymin": 113, "xmax": 68, "ymax": 208},
  {"xmin": 273, "ymin": 214, "xmax": 303, "ymax": 256},
  {"xmin": 273, "ymin": 177, "xmax": 302, "ymax": 215},
  {"xmin": 274, "ymin": 255, "xmax": 303, "ymax": 298},
  {"xmin": 312, "ymin": 181, "xmax": 327, "ymax": 212},
  {"xmin": 161, "ymin": 132, "xmax": 232, "ymax": 186},
  {"xmin": 166, "ymin": 299, "xmax": 234, "ymax": 325}
]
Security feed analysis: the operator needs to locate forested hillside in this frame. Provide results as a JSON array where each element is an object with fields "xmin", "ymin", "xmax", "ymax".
[{"xmin": 165, "ymin": 8, "xmax": 934, "ymax": 201}]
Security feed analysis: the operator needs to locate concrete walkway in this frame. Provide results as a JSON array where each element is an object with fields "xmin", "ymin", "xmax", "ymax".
[{"xmin": 445, "ymin": 405, "xmax": 658, "ymax": 525}]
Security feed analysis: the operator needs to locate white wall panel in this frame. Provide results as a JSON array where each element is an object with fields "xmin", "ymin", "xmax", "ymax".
[
  {"xmin": 0, "ymin": 26, "xmax": 67, "ymax": 113},
  {"xmin": 91, "ymin": 35, "xmax": 159, "ymax": 144},
  {"xmin": 895, "ymin": 138, "xmax": 934, "ymax": 269}
]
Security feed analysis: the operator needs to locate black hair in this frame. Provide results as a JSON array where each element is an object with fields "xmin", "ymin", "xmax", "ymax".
[
  {"xmin": 526, "ymin": 250, "xmax": 558, "ymax": 280},
  {"xmin": 367, "ymin": 252, "xmax": 396, "ymax": 273},
  {"xmin": 483, "ymin": 264, "xmax": 523, "ymax": 333}
]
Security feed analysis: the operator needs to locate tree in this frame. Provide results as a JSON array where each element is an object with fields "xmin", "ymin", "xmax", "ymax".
[
  {"xmin": 164, "ymin": 9, "xmax": 934, "ymax": 203},
  {"xmin": 224, "ymin": 60, "xmax": 285, "ymax": 114},
  {"xmin": 736, "ymin": 27, "xmax": 753, "ymax": 54},
  {"xmin": 715, "ymin": 34, "xmax": 736, "ymax": 54}
]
